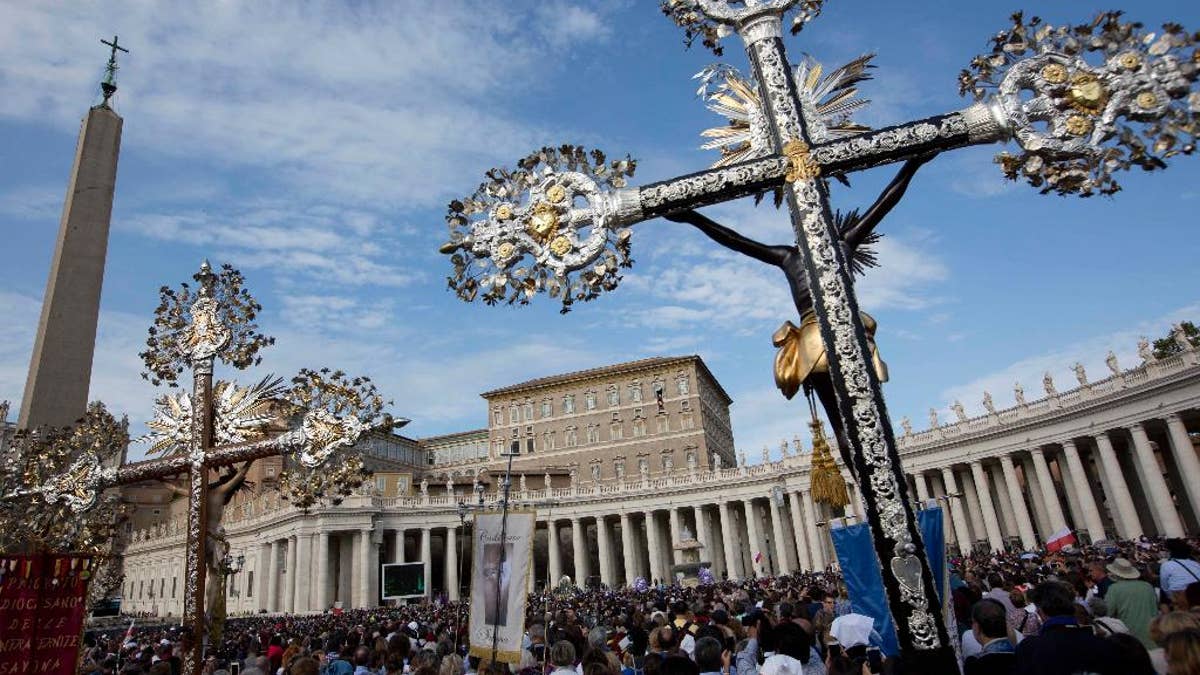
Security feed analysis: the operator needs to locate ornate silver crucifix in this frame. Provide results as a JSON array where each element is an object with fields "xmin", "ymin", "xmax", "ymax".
[{"xmin": 441, "ymin": 2, "xmax": 1195, "ymax": 668}]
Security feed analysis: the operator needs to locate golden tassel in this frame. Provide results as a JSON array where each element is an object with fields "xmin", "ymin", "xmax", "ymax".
[{"xmin": 806, "ymin": 391, "xmax": 848, "ymax": 509}]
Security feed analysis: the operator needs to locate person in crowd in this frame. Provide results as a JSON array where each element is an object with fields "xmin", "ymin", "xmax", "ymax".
[
  {"xmin": 963, "ymin": 599, "xmax": 1015, "ymax": 675},
  {"xmin": 1014, "ymin": 580, "xmax": 1125, "ymax": 674},
  {"xmin": 1148, "ymin": 612, "xmax": 1200, "ymax": 675},
  {"xmin": 1105, "ymin": 558, "xmax": 1163, "ymax": 649},
  {"xmin": 550, "ymin": 641, "xmax": 577, "ymax": 675},
  {"xmin": 1161, "ymin": 539, "xmax": 1200, "ymax": 607},
  {"xmin": 1105, "ymin": 633, "xmax": 1158, "ymax": 675},
  {"xmin": 1087, "ymin": 562, "xmax": 1115, "ymax": 600},
  {"xmin": 1162, "ymin": 627, "xmax": 1200, "ymax": 675}
]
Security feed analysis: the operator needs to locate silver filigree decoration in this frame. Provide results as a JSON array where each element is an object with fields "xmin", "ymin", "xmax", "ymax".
[
  {"xmin": 441, "ymin": 146, "xmax": 638, "ymax": 313},
  {"xmin": 961, "ymin": 11, "xmax": 1199, "ymax": 196},
  {"xmin": 298, "ymin": 408, "xmax": 365, "ymax": 468},
  {"xmin": 661, "ymin": 0, "xmax": 822, "ymax": 56}
]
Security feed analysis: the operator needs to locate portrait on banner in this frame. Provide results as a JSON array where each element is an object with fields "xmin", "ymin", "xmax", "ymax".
[{"xmin": 468, "ymin": 510, "xmax": 534, "ymax": 663}]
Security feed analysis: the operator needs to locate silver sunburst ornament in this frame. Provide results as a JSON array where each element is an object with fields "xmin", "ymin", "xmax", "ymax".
[
  {"xmin": 140, "ymin": 375, "xmax": 291, "ymax": 456},
  {"xmin": 697, "ymin": 54, "xmax": 874, "ymax": 168}
]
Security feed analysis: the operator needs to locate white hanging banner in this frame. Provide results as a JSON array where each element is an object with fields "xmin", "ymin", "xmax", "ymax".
[{"xmin": 468, "ymin": 509, "xmax": 535, "ymax": 664}]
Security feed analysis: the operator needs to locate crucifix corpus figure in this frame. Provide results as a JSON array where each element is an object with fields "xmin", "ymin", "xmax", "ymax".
[{"xmin": 440, "ymin": 2, "xmax": 1198, "ymax": 669}]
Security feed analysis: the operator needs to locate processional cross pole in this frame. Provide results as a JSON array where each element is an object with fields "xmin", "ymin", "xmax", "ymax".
[
  {"xmin": 9, "ymin": 261, "xmax": 392, "ymax": 675},
  {"xmin": 439, "ymin": 3, "xmax": 1196, "ymax": 669}
]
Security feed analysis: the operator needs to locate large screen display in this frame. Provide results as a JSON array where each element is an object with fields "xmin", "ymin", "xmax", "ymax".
[{"xmin": 381, "ymin": 562, "xmax": 425, "ymax": 599}]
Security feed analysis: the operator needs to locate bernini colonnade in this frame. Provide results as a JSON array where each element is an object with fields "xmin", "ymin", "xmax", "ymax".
[{"xmin": 120, "ymin": 345, "xmax": 1200, "ymax": 616}]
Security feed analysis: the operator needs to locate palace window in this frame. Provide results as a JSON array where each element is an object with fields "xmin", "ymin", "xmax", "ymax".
[
  {"xmin": 542, "ymin": 398, "xmax": 553, "ymax": 418},
  {"xmin": 494, "ymin": 408, "xmax": 503, "ymax": 425},
  {"xmin": 587, "ymin": 424, "xmax": 601, "ymax": 444},
  {"xmin": 564, "ymin": 394, "xmax": 576, "ymax": 414},
  {"xmin": 524, "ymin": 401, "xmax": 534, "ymax": 421},
  {"xmin": 681, "ymin": 412, "xmax": 695, "ymax": 430},
  {"xmin": 566, "ymin": 426, "xmax": 578, "ymax": 447},
  {"xmin": 610, "ymin": 421, "xmax": 623, "ymax": 440},
  {"xmin": 607, "ymin": 385, "xmax": 620, "ymax": 406},
  {"xmin": 630, "ymin": 381, "xmax": 643, "ymax": 403},
  {"xmin": 509, "ymin": 405, "xmax": 519, "ymax": 424},
  {"xmin": 633, "ymin": 419, "xmax": 646, "ymax": 437},
  {"xmin": 656, "ymin": 415, "xmax": 669, "ymax": 434},
  {"xmin": 677, "ymin": 373, "xmax": 691, "ymax": 395},
  {"xmin": 585, "ymin": 391, "xmax": 597, "ymax": 411}
]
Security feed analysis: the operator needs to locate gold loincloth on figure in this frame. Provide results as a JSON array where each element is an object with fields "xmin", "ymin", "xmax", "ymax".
[{"xmin": 772, "ymin": 310, "xmax": 888, "ymax": 399}]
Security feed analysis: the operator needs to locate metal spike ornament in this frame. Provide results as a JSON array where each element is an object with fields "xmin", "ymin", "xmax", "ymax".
[{"xmin": 441, "ymin": 0, "xmax": 1197, "ymax": 668}]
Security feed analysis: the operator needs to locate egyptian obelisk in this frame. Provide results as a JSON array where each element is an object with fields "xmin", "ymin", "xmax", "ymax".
[{"xmin": 18, "ymin": 37, "xmax": 128, "ymax": 430}]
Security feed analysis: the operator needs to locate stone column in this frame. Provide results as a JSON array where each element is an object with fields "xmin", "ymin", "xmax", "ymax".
[
  {"xmin": 420, "ymin": 527, "xmax": 433, "ymax": 598},
  {"xmin": 285, "ymin": 536, "xmax": 297, "ymax": 612},
  {"xmin": 802, "ymin": 490, "xmax": 825, "ymax": 570},
  {"xmin": 969, "ymin": 461, "xmax": 1004, "ymax": 551},
  {"xmin": 257, "ymin": 543, "xmax": 271, "ymax": 612},
  {"xmin": 547, "ymin": 521, "xmax": 563, "ymax": 584},
  {"xmin": 316, "ymin": 531, "xmax": 331, "ymax": 612},
  {"xmin": 913, "ymin": 472, "xmax": 930, "ymax": 504},
  {"xmin": 619, "ymin": 513, "xmax": 637, "ymax": 587},
  {"xmin": 717, "ymin": 502, "xmax": 740, "ymax": 581},
  {"xmin": 354, "ymin": 529, "xmax": 370, "ymax": 608},
  {"xmin": 596, "ymin": 517, "xmax": 614, "ymax": 587},
  {"xmin": 392, "ymin": 528, "xmax": 405, "ymax": 564},
  {"xmin": 742, "ymin": 499, "xmax": 763, "ymax": 577},
  {"xmin": 940, "ymin": 467, "xmax": 973, "ymax": 549},
  {"xmin": 1061, "ymin": 439, "xmax": 1106, "ymax": 542},
  {"xmin": 999, "ymin": 455, "xmax": 1037, "ymax": 549},
  {"xmin": 668, "ymin": 509, "xmax": 684, "ymax": 565},
  {"xmin": 1031, "ymin": 447, "xmax": 1069, "ymax": 537},
  {"xmin": 769, "ymin": 495, "xmax": 792, "ymax": 575},
  {"xmin": 988, "ymin": 463, "xmax": 1016, "ymax": 540},
  {"xmin": 1021, "ymin": 457, "xmax": 1052, "ymax": 539},
  {"xmin": 960, "ymin": 469, "xmax": 987, "ymax": 545},
  {"xmin": 693, "ymin": 506, "xmax": 714, "ymax": 574},
  {"xmin": 1094, "ymin": 431, "xmax": 1141, "ymax": 538},
  {"xmin": 644, "ymin": 510, "xmax": 664, "ymax": 584},
  {"xmin": 787, "ymin": 491, "xmax": 811, "ymax": 571},
  {"xmin": 1055, "ymin": 455, "xmax": 1084, "ymax": 530},
  {"xmin": 294, "ymin": 532, "xmax": 312, "ymax": 612},
  {"xmin": 445, "ymin": 526, "xmax": 459, "ymax": 601},
  {"xmin": 571, "ymin": 518, "xmax": 590, "ymax": 584},
  {"xmin": 1129, "ymin": 423, "xmax": 1184, "ymax": 537},
  {"xmin": 1164, "ymin": 413, "xmax": 1200, "ymax": 521}
]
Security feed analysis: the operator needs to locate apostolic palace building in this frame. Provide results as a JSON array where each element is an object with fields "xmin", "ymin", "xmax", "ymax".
[{"xmin": 95, "ymin": 340, "xmax": 1200, "ymax": 617}]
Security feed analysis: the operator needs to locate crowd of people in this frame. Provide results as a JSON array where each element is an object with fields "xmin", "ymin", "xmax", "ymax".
[{"xmin": 81, "ymin": 536, "xmax": 1200, "ymax": 675}]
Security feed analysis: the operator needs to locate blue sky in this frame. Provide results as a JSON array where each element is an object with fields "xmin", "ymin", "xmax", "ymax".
[{"xmin": 2, "ymin": 1, "xmax": 1198, "ymax": 461}]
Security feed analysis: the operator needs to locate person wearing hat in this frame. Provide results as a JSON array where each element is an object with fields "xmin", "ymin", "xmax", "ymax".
[{"xmin": 1103, "ymin": 558, "xmax": 1159, "ymax": 650}]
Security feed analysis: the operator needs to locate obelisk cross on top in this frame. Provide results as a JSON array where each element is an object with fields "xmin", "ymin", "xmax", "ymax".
[{"xmin": 100, "ymin": 35, "xmax": 129, "ymax": 105}]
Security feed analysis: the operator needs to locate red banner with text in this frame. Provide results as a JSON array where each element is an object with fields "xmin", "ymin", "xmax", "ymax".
[{"xmin": 0, "ymin": 554, "xmax": 94, "ymax": 675}]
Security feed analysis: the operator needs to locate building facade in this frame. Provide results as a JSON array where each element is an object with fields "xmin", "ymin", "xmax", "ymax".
[{"xmin": 117, "ymin": 347, "xmax": 1200, "ymax": 616}]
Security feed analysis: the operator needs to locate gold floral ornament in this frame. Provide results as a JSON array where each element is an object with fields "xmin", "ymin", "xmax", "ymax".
[
  {"xmin": 783, "ymin": 139, "xmax": 821, "ymax": 182},
  {"xmin": 0, "ymin": 402, "xmax": 129, "ymax": 555},
  {"xmin": 440, "ymin": 145, "xmax": 637, "ymax": 314},
  {"xmin": 960, "ymin": 11, "xmax": 1199, "ymax": 197},
  {"xmin": 141, "ymin": 263, "xmax": 274, "ymax": 387}
]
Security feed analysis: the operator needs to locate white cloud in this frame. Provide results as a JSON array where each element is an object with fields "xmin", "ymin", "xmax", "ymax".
[{"xmin": 938, "ymin": 302, "xmax": 1200, "ymax": 418}]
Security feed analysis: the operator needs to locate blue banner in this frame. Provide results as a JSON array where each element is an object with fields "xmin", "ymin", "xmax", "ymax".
[{"xmin": 828, "ymin": 507, "xmax": 946, "ymax": 657}]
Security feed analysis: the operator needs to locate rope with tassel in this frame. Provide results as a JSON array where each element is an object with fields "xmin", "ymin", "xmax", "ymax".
[{"xmin": 805, "ymin": 385, "xmax": 848, "ymax": 509}]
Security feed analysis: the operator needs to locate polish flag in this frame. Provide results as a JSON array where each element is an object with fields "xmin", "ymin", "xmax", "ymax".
[
  {"xmin": 1045, "ymin": 528, "xmax": 1076, "ymax": 552},
  {"xmin": 753, "ymin": 551, "xmax": 763, "ymax": 563}
]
